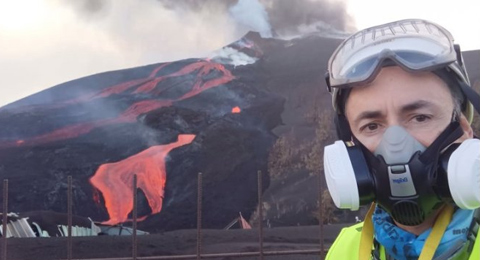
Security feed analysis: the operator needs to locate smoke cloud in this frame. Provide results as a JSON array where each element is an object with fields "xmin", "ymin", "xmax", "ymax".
[
  {"xmin": 262, "ymin": 0, "xmax": 354, "ymax": 36},
  {"xmin": 61, "ymin": 0, "xmax": 107, "ymax": 16},
  {"xmin": 156, "ymin": 0, "xmax": 355, "ymax": 37},
  {"xmin": 56, "ymin": 0, "xmax": 355, "ymax": 39}
]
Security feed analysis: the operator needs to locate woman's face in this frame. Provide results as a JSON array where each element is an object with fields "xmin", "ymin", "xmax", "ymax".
[{"xmin": 345, "ymin": 66, "xmax": 472, "ymax": 151}]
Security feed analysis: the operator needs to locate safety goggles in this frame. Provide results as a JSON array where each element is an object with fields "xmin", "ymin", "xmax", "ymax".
[{"xmin": 327, "ymin": 19, "xmax": 458, "ymax": 89}]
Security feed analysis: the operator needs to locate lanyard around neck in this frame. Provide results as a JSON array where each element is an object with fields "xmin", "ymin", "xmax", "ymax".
[{"xmin": 359, "ymin": 203, "xmax": 454, "ymax": 260}]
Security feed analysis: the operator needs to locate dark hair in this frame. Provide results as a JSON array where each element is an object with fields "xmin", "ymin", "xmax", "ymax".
[{"xmin": 433, "ymin": 68, "xmax": 466, "ymax": 116}]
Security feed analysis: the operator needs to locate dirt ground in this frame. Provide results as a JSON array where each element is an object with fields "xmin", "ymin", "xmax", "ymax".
[{"xmin": 4, "ymin": 224, "xmax": 348, "ymax": 260}]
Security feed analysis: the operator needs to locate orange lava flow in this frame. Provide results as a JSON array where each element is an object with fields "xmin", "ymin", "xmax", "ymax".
[
  {"xmin": 72, "ymin": 63, "xmax": 171, "ymax": 103},
  {"xmin": 1, "ymin": 60, "xmax": 235, "ymax": 148},
  {"xmin": 89, "ymin": 134, "xmax": 196, "ymax": 225},
  {"xmin": 231, "ymin": 106, "xmax": 241, "ymax": 113}
]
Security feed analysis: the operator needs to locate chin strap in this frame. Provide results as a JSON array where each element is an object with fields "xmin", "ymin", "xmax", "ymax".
[{"xmin": 359, "ymin": 204, "xmax": 455, "ymax": 260}]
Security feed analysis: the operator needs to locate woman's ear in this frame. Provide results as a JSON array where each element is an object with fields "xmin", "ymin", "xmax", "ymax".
[{"xmin": 459, "ymin": 114, "xmax": 474, "ymax": 139}]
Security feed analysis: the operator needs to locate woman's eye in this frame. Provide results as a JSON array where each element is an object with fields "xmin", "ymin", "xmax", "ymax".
[
  {"xmin": 412, "ymin": 114, "xmax": 430, "ymax": 123},
  {"xmin": 361, "ymin": 123, "xmax": 379, "ymax": 132}
]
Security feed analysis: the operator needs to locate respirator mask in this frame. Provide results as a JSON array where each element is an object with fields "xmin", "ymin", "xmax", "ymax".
[
  {"xmin": 324, "ymin": 120, "xmax": 480, "ymax": 226},
  {"xmin": 323, "ymin": 19, "xmax": 480, "ymax": 226}
]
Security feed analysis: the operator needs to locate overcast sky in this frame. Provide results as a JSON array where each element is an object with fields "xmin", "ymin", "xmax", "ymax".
[{"xmin": 1, "ymin": 0, "xmax": 479, "ymax": 108}]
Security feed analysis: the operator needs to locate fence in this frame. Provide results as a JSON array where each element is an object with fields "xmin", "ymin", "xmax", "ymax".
[{"xmin": 1, "ymin": 170, "xmax": 330, "ymax": 260}]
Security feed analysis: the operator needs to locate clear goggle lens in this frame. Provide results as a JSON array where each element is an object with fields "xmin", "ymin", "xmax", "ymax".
[{"xmin": 328, "ymin": 19, "xmax": 457, "ymax": 88}]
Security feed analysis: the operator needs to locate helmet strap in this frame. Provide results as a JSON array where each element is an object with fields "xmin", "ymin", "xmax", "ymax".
[
  {"xmin": 459, "ymin": 81, "xmax": 480, "ymax": 114},
  {"xmin": 454, "ymin": 44, "xmax": 464, "ymax": 67},
  {"xmin": 335, "ymin": 113, "xmax": 352, "ymax": 141}
]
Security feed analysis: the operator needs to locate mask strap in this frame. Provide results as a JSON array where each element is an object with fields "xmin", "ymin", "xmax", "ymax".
[
  {"xmin": 359, "ymin": 204, "xmax": 455, "ymax": 260},
  {"xmin": 419, "ymin": 121, "xmax": 464, "ymax": 162}
]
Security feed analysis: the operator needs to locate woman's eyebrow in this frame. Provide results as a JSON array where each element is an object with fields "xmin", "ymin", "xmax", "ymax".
[
  {"xmin": 352, "ymin": 100, "xmax": 436, "ymax": 126},
  {"xmin": 400, "ymin": 100, "xmax": 435, "ymax": 114},
  {"xmin": 353, "ymin": 110, "xmax": 383, "ymax": 126}
]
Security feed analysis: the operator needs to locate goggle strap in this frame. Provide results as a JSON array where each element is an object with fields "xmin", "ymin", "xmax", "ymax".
[
  {"xmin": 325, "ymin": 72, "xmax": 332, "ymax": 93},
  {"xmin": 454, "ymin": 44, "xmax": 464, "ymax": 67},
  {"xmin": 460, "ymin": 82, "xmax": 480, "ymax": 115},
  {"xmin": 335, "ymin": 113, "xmax": 352, "ymax": 141}
]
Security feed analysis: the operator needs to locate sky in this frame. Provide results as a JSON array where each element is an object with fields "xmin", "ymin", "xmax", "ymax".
[
  {"xmin": 0, "ymin": 0, "xmax": 479, "ymax": 108},
  {"xmin": 348, "ymin": 0, "xmax": 480, "ymax": 51}
]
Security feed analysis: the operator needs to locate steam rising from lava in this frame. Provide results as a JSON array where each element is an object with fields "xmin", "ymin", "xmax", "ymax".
[{"xmin": 229, "ymin": 0, "xmax": 272, "ymax": 38}]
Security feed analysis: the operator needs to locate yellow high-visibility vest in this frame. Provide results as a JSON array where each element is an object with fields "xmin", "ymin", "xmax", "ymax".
[{"xmin": 326, "ymin": 221, "xmax": 480, "ymax": 260}]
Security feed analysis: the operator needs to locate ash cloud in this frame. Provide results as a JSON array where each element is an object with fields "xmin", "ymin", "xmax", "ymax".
[
  {"xmin": 262, "ymin": 0, "xmax": 355, "ymax": 35},
  {"xmin": 58, "ymin": 0, "xmax": 356, "ymax": 41},
  {"xmin": 154, "ymin": 0, "xmax": 355, "ymax": 37},
  {"xmin": 63, "ymin": 0, "xmax": 355, "ymax": 38},
  {"xmin": 157, "ymin": 0, "xmax": 237, "ymax": 12},
  {"xmin": 54, "ymin": 0, "xmax": 109, "ymax": 17}
]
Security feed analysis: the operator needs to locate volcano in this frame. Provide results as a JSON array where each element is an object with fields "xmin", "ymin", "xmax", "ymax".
[{"xmin": 0, "ymin": 31, "xmax": 479, "ymax": 233}]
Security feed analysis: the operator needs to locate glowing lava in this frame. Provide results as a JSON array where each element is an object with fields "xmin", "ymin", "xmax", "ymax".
[
  {"xmin": 232, "ymin": 106, "xmax": 241, "ymax": 113},
  {"xmin": 89, "ymin": 134, "xmax": 196, "ymax": 225}
]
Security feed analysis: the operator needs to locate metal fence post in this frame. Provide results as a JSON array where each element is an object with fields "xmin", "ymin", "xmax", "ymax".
[
  {"xmin": 2, "ymin": 180, "xmax": 8, "ymax": 260},
  {"xmin": 197, "ymin": 172, "xmax": 203, "ymax": 260},
  {"xmin": 132, "ymin": 174, "xmax": 138, "ymax": 260},
  {"xmin": 318, "ymin": 171, "xmax": 324, "ymax": 260},
  {"xmin": 67, "ymin": 176, "xmax": 73, "ymax": 260},
  {"xmin": 257, "ymin": 171, "xmax": 264, "ymax": 260}
]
